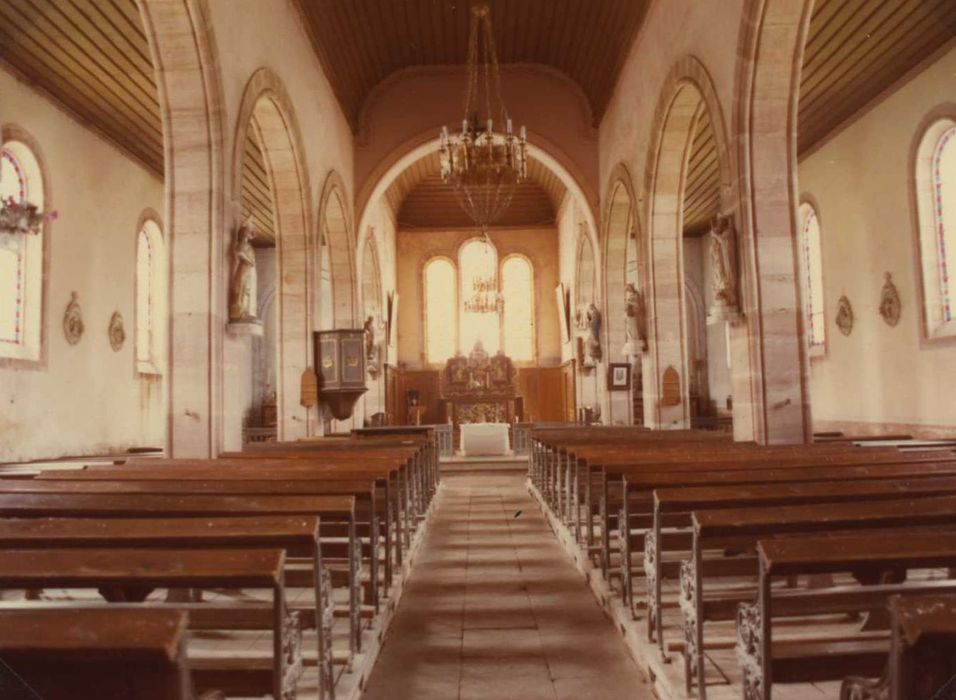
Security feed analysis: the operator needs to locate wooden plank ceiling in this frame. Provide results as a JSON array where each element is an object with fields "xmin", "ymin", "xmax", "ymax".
[
  {"xmin": 0, "ymin": 0, "xmax": 162, "ymax": 177},
  {"xmin": 240, "ymin": 121, "xmax": 277, "ymax": 247},
  {"xmin": 292, "ymin": 0, "xmax": 652, "ymax": 130},
  {"xmin": 387, "ymin": 151, "xmax": 565, "ymax": 229},
  {"xmin": 682, "ymin": 108, "xmax": 720, "ymax": 237},
  {"xmin": 799, "ymin": 0, "xmax": 956, "ymax": 155}
]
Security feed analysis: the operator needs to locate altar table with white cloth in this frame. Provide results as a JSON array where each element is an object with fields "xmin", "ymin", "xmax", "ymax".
[{"xmin": 459, "ymin": 422, "xmax": 511, "ymax": 456}]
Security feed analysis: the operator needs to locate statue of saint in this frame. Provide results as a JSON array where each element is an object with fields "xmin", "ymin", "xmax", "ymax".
[
  {"xmin": 707, "ymin": 214, "xmax": 739, "ymax": 320},
  {"xmin": 229, "ymin": 219, "xmax": 257, "ymax": 321},
  {"xmin": 584, "ymin": 302, "xmax": 602, "ymax": 366},
  {"xmin": 364, "ymin": 315, "xmax": 380, "ymax": 375},
  {"xmin": 623, "ymin": 283, "xmax": 648, "ymax": 354}
]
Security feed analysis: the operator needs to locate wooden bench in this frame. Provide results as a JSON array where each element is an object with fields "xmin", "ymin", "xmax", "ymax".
[
  {"xmin": 0, "ymin": 514, "xmax": 337, "ymax": 699},
  {"xmin": 0, "ymin": 548, "xmax": 294, "ymax": 700},
  {"xmin": 43, "ymin": 465, "xmax": 388, "ymax": 610},
  {"xmin": 0, "ymin": 490, "xmax": 358, "ymax": 674},
  {"xmin": 641, "ymin": 470, "xmax": 956, "ymax": 649},
  {"xmin": 0, "ymin": 608, "xmax": 198, "ymax": 700},
  {"xmin": 687, "ymin": 496, "xmax": 956, "ymax": 699},
  {"xmin": 841, "ymin": 593, "xmax": 956, "ymax": 700},
  {"xmin": 740, "ymin": 531, "xmax": 956, "ymax": 700}
]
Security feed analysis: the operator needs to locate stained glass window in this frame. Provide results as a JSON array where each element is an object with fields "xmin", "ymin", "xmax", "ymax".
[
  {"xmin": 799, "ymin": 203, "xmax": 825, "ymax": 348},
  {"xmin": 932, "ymin": 126, "xmax": 956, "ymax": 324},
  {"xmin": 502, "ymin": 256, "xmax": 533, "ymax": 361},
  {"xmin": 0, "ymin": 150, "xmax": 26, "ymax": 345},
  {"xmin": 0, "ymin": 141, "xmax": 44, "ymax": 361},
  {"xmin": 135, "ymin": 220, "xmax": 164, "ymax": 373},
  {"xmin": 424, "ymin": 257, "xmax": 456, "ymax": 364}
]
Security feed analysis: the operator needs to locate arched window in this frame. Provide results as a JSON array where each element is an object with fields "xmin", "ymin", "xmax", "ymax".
[
  {"xmin": 502, "ymin": 256, "xmax": 534, "ymax": 361},
  {"xmin": 459, "ymin": 238, "xmax": 500, "ymax": 354},
  {"xmin": 916, "ymin": 119, "xmax": 956, "ymax": 337},
  {"xmin": 424, "ymin": 257, "xmax": 457, "ymax": 364},
  {"xmin": 135, "ymin": 219, "xmax": 165, "ymax": 373},
  {"xmin": 798, "ymin": 202, "xmax": 826, "ymax": 349},
  {"xmin": 0, "ymin": 140, "xmax": 45, "ymax": 362}
]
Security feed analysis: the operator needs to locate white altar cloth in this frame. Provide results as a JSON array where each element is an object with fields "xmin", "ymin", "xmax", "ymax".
[{"xmin": 460, "ymin": 422, "xmax": 510, "ymax": 456}]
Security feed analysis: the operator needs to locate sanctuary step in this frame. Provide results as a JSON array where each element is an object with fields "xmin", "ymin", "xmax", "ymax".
[{"xmin": 439, "ymin": 455, "xmax": 528, "ymax": 476}]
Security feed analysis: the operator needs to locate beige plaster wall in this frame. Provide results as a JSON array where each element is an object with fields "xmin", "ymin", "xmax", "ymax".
[
  {"xmin": 396, "ymin": 227, "xmax": 561, "ymax": 370},
  {"xmin": 0, "ymin": 69, "xmax": 165, "ymax": 462},
  {"xmin": 798, "ymin": 45, "xmax": 956, "ymax": 436}
]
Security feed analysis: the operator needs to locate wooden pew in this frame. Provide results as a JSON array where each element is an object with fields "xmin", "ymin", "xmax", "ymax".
[
  {"xmin": 601, "ymin": 449, "xmax": 951, "ymax": 583},
  {"xmin": 0, "ymin": 608, "xmax": 198, "ymax": 700},
  {"xmin": 641, "ymin": 467, "xmax": 956, "ymax": 648},
  {"xmin": 841, "ymin": 593, "xmax": 956, "ymax": 700},
  {"xmin": 0, "ymin": 515, "xmax": 336, "ymax": 699},
  {"xmin": 687, "ymin": 496, "xmax": 956, "ymax": 699},
  {"xmin": 42, "ymin": 466, "xmax": 388, "ymax": 609},
  {"xmin": 739, "ymin": 531, "xmax": 956, "ymax": 700},
  {"xmin": 0, "ymin": 491, "xmax": 359, "ymax": 674},
  {"xmin": 0, "ymin": 548, "xmax": 294, "ymax": 700}
]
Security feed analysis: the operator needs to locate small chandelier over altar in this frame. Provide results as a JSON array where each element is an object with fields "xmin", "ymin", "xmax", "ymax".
[{"xmin": 439, "ymin": 4, "xmax": 528, "ymax": 231}]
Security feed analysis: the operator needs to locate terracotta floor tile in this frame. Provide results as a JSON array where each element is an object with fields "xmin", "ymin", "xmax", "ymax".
[{"xmin": 361, "ymin": 471, "xmax": 650, "ymax": 699}]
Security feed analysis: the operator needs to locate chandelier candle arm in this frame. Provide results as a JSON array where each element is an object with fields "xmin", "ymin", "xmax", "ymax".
[{"xmin": 439, "ymin": 4, "xmax": 528, "ymax": 231}]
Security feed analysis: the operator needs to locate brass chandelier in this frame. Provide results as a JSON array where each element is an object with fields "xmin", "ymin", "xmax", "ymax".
[{"xmin": 439, "ymin": 4, "xmax": 528, "ymax": 231}]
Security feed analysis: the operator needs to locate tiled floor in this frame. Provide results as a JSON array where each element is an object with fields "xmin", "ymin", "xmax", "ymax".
[{"xmin": 361, "ymin": 471, "xmax": 652, "ymax": 700}]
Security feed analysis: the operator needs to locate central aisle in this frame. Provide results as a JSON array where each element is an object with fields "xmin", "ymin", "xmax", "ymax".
[{"xmin": 362, "ymin": 471, "xmax": 652, "ymax": 700}]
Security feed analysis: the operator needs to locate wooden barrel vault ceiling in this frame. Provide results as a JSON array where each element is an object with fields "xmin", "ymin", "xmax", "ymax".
[
  {"xmin": 292, "ymin": 0, "xmax": 654, "ymax": 130},
  {"xmin": 0, "ymin": 0, "xmax": 952, "ymax": 236},
  {"xmin": 240, "ymin": 122, "xmax": 277, "ymax": 247},
  {"xmin": 0, "ymin": 0, "xmax": 162, "ymax": 177},
  {"xmin": 386, "ymin": 152, "xmax": 566, "ymax": 230}
]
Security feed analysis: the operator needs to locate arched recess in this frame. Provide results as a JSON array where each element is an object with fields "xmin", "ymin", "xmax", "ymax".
[
  {"xmin": 137, "ymin": 0, "xmax": 226, "ymax": 457},
  {"xmin": 231, "ymin": 68, "xmax": 313, "ymax": 441},
  {"xmin": 603, "ymin": 164, "xmax": 640, "ymax": 423},
  {"xmin": 317, "ymin": 172, "xmax": 357, "ymax": 330},
  {"xmin": 644, "ymin": 56, "xmax": 733, "ymax": 430},
  {"xmin": 360, "ymin": 232, "xmax": 386, "ymax": 419},
  {"xmin": 734, "ymin": 0, "xmax": 814, "ymax": 443}
]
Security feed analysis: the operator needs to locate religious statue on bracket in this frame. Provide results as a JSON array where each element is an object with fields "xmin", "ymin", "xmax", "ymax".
[
  {"xmin": 622, "ymin": 282, "xmax": 648, "ymax": 358},
  {"xmin": 228, "ymin": 217, "xmax": 258, "ymax": 323},
  {"xmin": 364, "ymin": 315, "xmax": 383, "ymax": 378},
  {"xmin": 706, "ymin": 213, "xmax": 741, "ymax": 325},
  {"xmin": 583, "ymin": 302, "xmax": 603, "ymax": 369}
]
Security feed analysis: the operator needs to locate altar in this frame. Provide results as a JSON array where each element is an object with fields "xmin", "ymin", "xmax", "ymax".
[
  {"xmin": 441, "ymin": 343, "xmax": 522, "ymax": 455},
  {"xmin": 460, "ymin": 422, "xmax": 511, "ymax": 456}
]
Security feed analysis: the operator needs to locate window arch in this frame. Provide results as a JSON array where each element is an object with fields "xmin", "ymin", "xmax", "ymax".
[
  {"xmin": 459, "ymin": 238, "xmax": 500, "ymax": 355},
  {"xmin": 916, "ymin": 118, "xmax": 956, "ymax": 337},
  {"xmin": 0, "ymin": 139, "xmax": 45, "ymax": 362},
  {"xmin": 798, "ymin": 201, "xmax": 826, "ymax": 349},
  {"xmin": 502, "ymin": 255, "xmax": 534, "ymax": 361},
  {"xmin": 135, "ymin": 219, "xmax": 165, "ymax": 374},
  {"xmin": 424, "ymin": 257, "xmax": 457, "ymax": 364}
]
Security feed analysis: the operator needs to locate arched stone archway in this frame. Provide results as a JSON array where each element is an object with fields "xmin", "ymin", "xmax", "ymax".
[
  {"xmin": 318, "ymin": 172, "xmax": 357, "ymax": 330},
  {"xmin": 734, "ymin": 0, "xmax": 814, "ymax": 443},
  {"xmin": 137, "ymin": 0, "xmax": 226, "ymax": 457},
  {"xmin": 231, "ymin": 68, "xmax": 314, "ymax": 441},
  {"xmin": 643, "ymin": 56, "xmax": 732, "ymax": 430}
]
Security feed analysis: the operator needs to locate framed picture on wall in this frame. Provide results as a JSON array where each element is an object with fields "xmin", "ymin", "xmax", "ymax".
[{"xmin": 607, "ymin": 363, "xmax": 631, "ymax": 391}]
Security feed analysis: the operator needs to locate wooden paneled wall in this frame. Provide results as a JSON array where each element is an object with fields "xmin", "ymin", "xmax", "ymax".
[{"xmin": 384, "ymin": 364, "xmax": 573, "ymax": 425}]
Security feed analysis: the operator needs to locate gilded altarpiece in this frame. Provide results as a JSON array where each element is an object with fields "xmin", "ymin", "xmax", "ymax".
[{"xmin": 442, "ymin": 345, "xmax": 521, "ymax": 428}]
